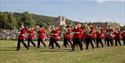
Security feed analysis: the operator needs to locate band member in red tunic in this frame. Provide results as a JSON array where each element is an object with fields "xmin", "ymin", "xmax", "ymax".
[
  {"xmin": 27, "ymin": 26, "xmax": 36, "ymax": 48},
  {"xmin": 77, "ymin": 24, "xmax": 83, "ymax": 47},
  {"xmin": 50, "ymin": 25, "xmax": 60, "ymax": 49},
  {"xmin": 121, "ymin": 31, "xmax": 125, "ymax": 45},
  {"xmin": 90, "ymin": 25, "xmax": 96, "ymax": 44},
  {"xmin": 63, "ymin": 25, "xmax": 72, "ymax": 47},
  {"xmin": 84, "ymin": 24, "xmax": 94, "ymax": 49},
  {"xmin": 104, "ymin": 31, "xmax": 108, "ymax": 45},
  {"xmin": 16, "ymin": 25, "xmax": 28, "ymax": 50},
  {"xmin": 72, "ymin": 24, "xmax": 83, "ymax": 51},
  {"xmin": 36, "ymin": 25, "xmax": 46, "ymax": 48},
  {"xmin": 106, "ymin": 25, "xmax": 114, "ymax": 47},
  {"xmin": 88, "ymin": 22, "xmax": 96, "ymax": 44},
  {"xmin": 48, "ymin": 26, "xmax": 53, "ymax": 48},
  {"xmin": 114, "ymin": 28, "xmax": 121, "ymax": 46},
  {"xmin": 95, "ymin": 26, "xmax": 104, "ymax": 48}
]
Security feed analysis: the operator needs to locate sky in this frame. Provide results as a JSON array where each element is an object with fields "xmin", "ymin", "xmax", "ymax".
[{"xmin": 0, "ymin": 0, "xmax": 125, "ymax": 26}]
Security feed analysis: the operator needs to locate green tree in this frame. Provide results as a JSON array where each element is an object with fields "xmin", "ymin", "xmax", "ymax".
[
  {"xmin": 0, "ymin": 12, "xmax": 8, "ymax": 29},
  {"xmin": 20, "ymin": 12, "xmax": 35, "ymax": 28},
  {"xmin": 7, "ymin": 13, "xmax": 17, "ymax": 30}
]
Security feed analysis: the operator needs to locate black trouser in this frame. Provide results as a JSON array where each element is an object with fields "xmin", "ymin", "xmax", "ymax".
[
  {"xmin": 123, "ymin": 38, "xmax": 125, "ymax": 45},
  {"xmin": 96, "ymin": 38, "xmax": 103, "ymax": 48},
  {"xmin": 63, "ymin": 39, "xmax": 68, "ymax": 47},
  {"xmin": 91, "ymin": 38, "xmax": 96, "ymax": 43},
  {"xmin": 49, "ymin": 38, "xmax": 60, "ymax": 49},
  {"xmin": 72, "ymin": 38, "xmax": 83, "ymax": 51},
  {"xmin": 80, "ymin": 38, "xmax": 83, "ymax": 47},
  {"xmin": 85, "ymin": 38, "xmax": 94, "ymax": 49},
  {"xmin": 37, "ymin": 38, "xmax": 46, "ymax": 48},
  {"xmin": 115, "ymin": 39, "xmax": 121, "ymax": 46},
  {"xmin": 63, "ymin": 39, "xmax": 72, "ymax": 48},
  {"xmin": 107, "ymin": 38, "xmax": 113, "ymax": 47},
  {"xmin": 28, "ymin": 39, "xmax": 36, "ymax": 47},
  {"xmin": 104, "ymin": 38, "xmax": 107, "ymax": 45},
  {"xmin": 49, "ymin": 38, "xmax": 53, "ymax": 47},
  {"xmin": 16, "ymin": 39, "xmax": 28, "ymax": 50}
]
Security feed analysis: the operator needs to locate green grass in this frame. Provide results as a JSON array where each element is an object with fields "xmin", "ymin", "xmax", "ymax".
[{"xmin": 0, "ymin": 40, "xmax": 125, "ymax": 63}]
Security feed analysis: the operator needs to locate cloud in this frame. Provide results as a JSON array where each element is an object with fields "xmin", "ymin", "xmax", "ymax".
[{"xmin": 96, "ymin": 0, "xmax": 125, "ymax": 3}]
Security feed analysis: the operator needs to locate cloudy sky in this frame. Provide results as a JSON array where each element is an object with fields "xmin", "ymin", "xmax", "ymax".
[{"xmin": 0, "ymin": 0, "xmax": 125, "ymax": 26}]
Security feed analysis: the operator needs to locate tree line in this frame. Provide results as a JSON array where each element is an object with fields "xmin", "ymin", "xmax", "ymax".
[
  {"xmin": 0, "ymin": 11, "xmax": 73, "ymax": 30},
  {"xmin": 0, "ymin": 12, "xmax": 35, "ymax": 30},
  {"xmin": 0, "ymin": 11, "xmax": 124, "ymax": 31}
]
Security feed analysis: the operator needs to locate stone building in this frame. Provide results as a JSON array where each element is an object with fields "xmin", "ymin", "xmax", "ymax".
[{"xmin": 52, "ymin": 16, "xmax": 66, "ymax": 26}]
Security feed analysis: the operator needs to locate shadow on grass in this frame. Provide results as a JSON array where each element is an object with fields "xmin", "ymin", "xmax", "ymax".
[
  {"xmin": 40, "ymin": 49, "xmax": 72, "ymax": 52},
  {"xmin": 0, "ymin": 49, "xmax": 17, "ymax": 51},
  {"xmin": 0, "ymin": 47, "xmax": 72, "ymax": 52},
  {"xmin": 0, "ymin": 47, "xmax": 17, "ymax": 51},
  {"xmin": 0, "ymin": 46, "xmax": 86, "ymax": 52}
]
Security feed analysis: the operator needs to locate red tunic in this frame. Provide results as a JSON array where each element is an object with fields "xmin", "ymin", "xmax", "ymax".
[
  {"xmin": 121, "ymin": 32, "xmax": 125, "ymax": 39},
  {"xmin": 114, "ymin": 31, "xmax": 120, "ymax": 39},
  {"xmin": 27, "ymin": 29, "xmax": 34, "ymax": 40},
  {"xmin": 90, "ymin": 27, "xmax": 95, "ymax": 39},
  {"xmin": 84, "ymin": 29, "xmax": 91, "ymax": 38},
  {"xmin": 73, "ymin": 28, "xmax": 82, "ymax": 39},
  {"xmin": 106, "ymin": 28, "xmax": 114, "ymax": 38},
  {"xmin": 38, "ymin": 28, "xmax": 44, "ymax": 39},
  {"xmin": 78, "ymin": 27, "xmax": 83, "ymax": 39},
  {"xmin": 104, "ymin": 32, "xmax": 108, "ymax": 38},
  {"xmin": 18, "ymin": 27, "xmax": 26, "ymax": 40},
  {"xmin": 67, "ymin": 28, "xmax": 72, "ymax": 34},
  {"xmin": 51, "ymin": 28, "xmax": 59, "ymax": 40},
  {"xmin": 63, "ymin": 28, "xmax": 72, "ymax": 39},
  {"xmin": 96, "ymin": 31, "xmax": 103, "ymax": 39}
]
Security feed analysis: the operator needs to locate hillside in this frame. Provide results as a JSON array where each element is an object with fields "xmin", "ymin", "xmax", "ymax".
[
  {"xmin": 0, "ymin": 11, "xmax": 74, "ymax": 30},
  {"xmin": 0, "ymin": 11, "xmax": 124, "ymax": 31}
]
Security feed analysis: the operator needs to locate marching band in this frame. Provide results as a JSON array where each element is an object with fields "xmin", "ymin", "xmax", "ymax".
[{"xmin": 16, "ymin": 24, "xmax": 125, "ymax": 51}]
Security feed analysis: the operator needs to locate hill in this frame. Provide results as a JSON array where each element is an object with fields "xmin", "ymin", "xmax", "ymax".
[
  {"xmin": 0, "ymin": 11, "xmax": 74, "ymax": 30},
  {"xmin": 0, "ymin": 11, "xmax": 124, "ymax": 31}
]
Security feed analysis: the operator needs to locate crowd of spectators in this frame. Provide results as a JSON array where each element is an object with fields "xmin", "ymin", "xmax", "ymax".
[{"xmin": 0, "ymin": 30, "xmax": 18, "ymax": 40}]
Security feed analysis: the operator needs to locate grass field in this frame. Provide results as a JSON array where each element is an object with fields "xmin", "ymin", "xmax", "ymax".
[{"xmin": 0, "ymin": 40, "xmax": 125, "ymax": 63}]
